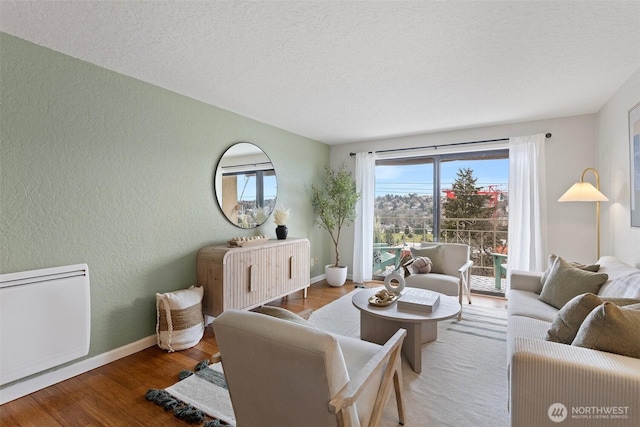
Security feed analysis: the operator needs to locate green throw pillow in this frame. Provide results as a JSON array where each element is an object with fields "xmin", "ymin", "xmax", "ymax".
[
  {"xmin": 540, "ymin": 253, "xmax": 600, "ymax": 289},
  {"xmin": 546, "ymin": 293, "xmax": 640, "ymax": 344},
  {"xmin": 411, "ymin": 245, "xmax": 444, "ymax": 274},
  {"xmin": 572, "ymin": 302, "xmax": 640, "ymax": 358},
  {"xmin": 538, "ymin": 256, "xmax": 608, "ymax": 309}
]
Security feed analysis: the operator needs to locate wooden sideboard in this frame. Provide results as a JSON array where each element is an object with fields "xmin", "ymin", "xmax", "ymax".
[{"xmin": 196, "ymin": 238, "xmax": 310, "ymax": 316}]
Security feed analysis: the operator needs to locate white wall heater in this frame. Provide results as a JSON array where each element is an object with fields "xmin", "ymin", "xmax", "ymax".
[{"xmin": 0, "ymin": 264, "xmax": 90, "ymax": 385}]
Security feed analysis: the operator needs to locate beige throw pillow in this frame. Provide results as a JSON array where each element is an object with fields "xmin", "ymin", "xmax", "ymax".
[
  {"xmin": 546, "ymin": 293, "xmax": 640, "ymax": 344},
  {"xmin": 412, "ymin": 257, "xmax": 433, "ymax": 274},
  {"xmin": 538, "ymin": 256, "xmax": 608, "ymax": 309},
  {"xmin": 540, "ymin": 253, "xmax": 600, "ymax": 288},
  {"xmin": 411, "ymin": 245, "xmax": 444, "ymax": 274},
  {"xmin": 572, "ymin": 302, "xmax": 640, "ymax": 358}
]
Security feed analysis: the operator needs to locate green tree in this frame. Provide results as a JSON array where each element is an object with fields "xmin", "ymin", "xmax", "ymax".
[
  {"xmin": 441, "ymin": 168, "xmax": 495, "ymax": 240},
  {"xmin": 311, "ymin": 164, "xmax": 360, "ymax": 267},
  {"xmin": 384, "ymin": 228, "xmax": 396, "ymax": 245},
  {"xmin": 373, "ymin": 216, "xmax": 382, "ymax": 243}
]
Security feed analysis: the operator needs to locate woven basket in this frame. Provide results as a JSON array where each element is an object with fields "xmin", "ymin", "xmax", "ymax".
[{"xmin": 156, "ymin": 286, "xmax": 205, "ymax": 352}]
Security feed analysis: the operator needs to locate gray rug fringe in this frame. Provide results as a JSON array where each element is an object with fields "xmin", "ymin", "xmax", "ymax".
[
  {"xmin": 146, "ymin": 360, "xmax": 234, "ymax": 426},
  {"xmin": 195, "ymin": 359, "xmax": 209, "ymax": 371},
  {"xmin": 179, "ymin": 369, "xmax": 194, "ymax": 380}
]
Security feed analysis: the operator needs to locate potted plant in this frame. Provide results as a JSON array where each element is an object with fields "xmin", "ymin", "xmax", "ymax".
[
  {"xmin": 311, "ymin": 164, "xmax": 360, "ymax": 286},
  {"xmin": 273, "ymin": 205, "xmax": 290, "ymax": 240}
]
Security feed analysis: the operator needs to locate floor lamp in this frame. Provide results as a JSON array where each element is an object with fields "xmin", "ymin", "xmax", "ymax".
[{"xmin": 558, "ymin": 167, "xmax": 609, "ymax": 260}]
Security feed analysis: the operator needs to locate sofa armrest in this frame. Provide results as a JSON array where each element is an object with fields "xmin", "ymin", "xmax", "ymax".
[
  {"xmin": 510, "ymin": 337, "xmax": 640, "ymax": 427},
  {"xmin": 509, "ymin": 270, "xmax": 543, "ymax": 294}
]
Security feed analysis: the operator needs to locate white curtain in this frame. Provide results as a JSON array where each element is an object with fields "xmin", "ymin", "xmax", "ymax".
[
  {"xmin": 508, "ymin": 134, "xmax": 548, "ymax": 284},
  {"xmin": 353, "ymin": 152, "xmax": 376, "ymax": 284}
]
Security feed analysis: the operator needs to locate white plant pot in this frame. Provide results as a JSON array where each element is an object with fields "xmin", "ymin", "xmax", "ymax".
[{"xmin": 325, "ymin": 265, "xmax": 348, "ymax": 287}]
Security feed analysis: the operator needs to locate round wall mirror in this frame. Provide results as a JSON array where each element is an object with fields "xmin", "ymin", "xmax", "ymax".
[{"xmin": 214, "ymin": 142, "xmax": 277, "ymax": 228}]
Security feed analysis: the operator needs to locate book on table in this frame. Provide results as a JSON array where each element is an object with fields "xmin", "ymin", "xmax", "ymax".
[{"xmin": 398, "ymin": 288, "xmax": 440, "ymax": 313}]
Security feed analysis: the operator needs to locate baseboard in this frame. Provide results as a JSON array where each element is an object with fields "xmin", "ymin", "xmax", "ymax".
[
  {"xmin": 310, "ymin": 273, "xmax": 326, "ymax": 284},
  {"xmin": 311, "ymin": 273, "xmax": 357, "ymax": 284},
  {"xmin": 0, "ymin": 334, "xmax": 157, "ymax": 405}
]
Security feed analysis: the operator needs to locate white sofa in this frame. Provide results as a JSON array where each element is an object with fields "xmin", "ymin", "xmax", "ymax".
[{"xmin": 507, "ymin": 256, "xmax": 640, "ymax": 427}]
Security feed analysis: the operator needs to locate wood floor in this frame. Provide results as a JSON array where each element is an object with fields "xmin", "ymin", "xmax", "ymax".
[{"xmin": 0, "ymin": 281, "xmax": 506, "ymax": 426}]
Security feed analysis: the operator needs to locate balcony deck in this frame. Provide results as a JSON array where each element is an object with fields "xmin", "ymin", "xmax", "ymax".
[{"xmin": 470, "ymin": 274, "xmax": 506, "ymax": 297}]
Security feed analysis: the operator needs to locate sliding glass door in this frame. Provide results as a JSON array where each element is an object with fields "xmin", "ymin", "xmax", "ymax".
[{"xmin": 373, "ymin": 150, "xmax": 509, "ymax": 294}]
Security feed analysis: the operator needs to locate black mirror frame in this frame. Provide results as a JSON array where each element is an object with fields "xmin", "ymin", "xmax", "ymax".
[{"xmin": 214, "ymin": 142, "xmax": 277, "ymax": 229}]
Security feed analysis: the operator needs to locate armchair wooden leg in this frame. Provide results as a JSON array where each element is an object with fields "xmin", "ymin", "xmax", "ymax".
[
  {"xmin": 336, "ymin": 410, "xmax": 350, "ymax": 427},
  {"xmin": 369, "ymin": 342, "xmax": 404, "ymax": 426},
  {"xmin": 393, "ymin": 355, "xmax": 405, "ymax": 425}
]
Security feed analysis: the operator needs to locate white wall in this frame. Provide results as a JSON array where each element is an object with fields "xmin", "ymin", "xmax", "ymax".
[
  {"xmin": 330, "ymin": 114, "xmax": 603, "ymax": 272},
  {"xmin": 598, "ymin": 67, "xmax": 640, "ymax": 267}
]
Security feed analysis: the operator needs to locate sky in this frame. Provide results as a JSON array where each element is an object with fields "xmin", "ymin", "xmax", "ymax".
[
  {"xmin": 375, "ymin": 158, "xmax": 509, "ymax": 197},
  {"xmin": 234, "ymin": 157, "xmax": 510, "ymax": 202},
  {"xmin": 237, "ymin": 174, "xmax": 277, "ymax": 201}
]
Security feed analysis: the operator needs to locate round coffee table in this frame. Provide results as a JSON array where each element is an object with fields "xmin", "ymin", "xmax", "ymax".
[{"xmin": 352, "ymin": 287, "xmax": 461, "ymax": 373}]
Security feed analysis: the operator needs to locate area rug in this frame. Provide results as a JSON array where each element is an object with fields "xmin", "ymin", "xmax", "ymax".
[
  {"xmin": 146, "ymin": 360, "xmax": 235, "ymax": 426},
  {"xmin": 147, "ymin": 289, "xmax": 508, "ymax": 427},
  {"xmin": 307, "ymin": 290, "xmax": 509, "ymax": 427}
]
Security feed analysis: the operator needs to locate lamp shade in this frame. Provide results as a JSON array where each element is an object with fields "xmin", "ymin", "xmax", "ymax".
[{"xmin": 558, "ymin": 182, "xmax": 609, "ymax": 202}]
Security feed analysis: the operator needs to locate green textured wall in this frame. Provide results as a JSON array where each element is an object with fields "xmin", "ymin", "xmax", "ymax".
[{"xmin": 0, "ymin": 33, "xmax": 330, "ymax": 373}]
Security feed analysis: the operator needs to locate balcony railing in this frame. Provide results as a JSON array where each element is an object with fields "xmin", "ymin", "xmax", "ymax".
[{"xmin": 373, "ymin": 216, "xmax": 508, "ymax": 295}]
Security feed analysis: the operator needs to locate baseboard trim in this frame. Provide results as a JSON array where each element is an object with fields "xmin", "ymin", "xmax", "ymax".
[
  {"xmin": 0, "ymin": 335, "xmax": 157, "ymax": 405},
  {"xmin": 310, "ymin": 273, "xmax": 326, "ymax": 284}
]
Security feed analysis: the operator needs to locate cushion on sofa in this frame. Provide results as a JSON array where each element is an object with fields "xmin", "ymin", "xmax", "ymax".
[
  {"xmin": 411, "ymin": 256, "xmax": 432, "ymax": 274},
  {"xmin": 540, "ymin": 253, "xmax": 600, "ymax": 288},
  {"xmin": 596, "ymin": 256, "xmax": 640, "ymax": 282},
  {"xmin": 405, "ymin": 272, "xmax": 459, "ymax": 296},
  {"xmin": 545, "ymin": 293, "xmax": 640, "ymax": 344},
  {"xmin": 538, "ymin": 256, "xmax": 608, "ymax": 309},
  {"xmin": 598, "ymin": 271, "xmax": 640, "ymax": 299},
  {"xmin": 572, "ymin": 302, "xmax": 640, "ymax": 358},
  {"xmin": 507, "ymin": 315, "xmax": 552, "ymax": 367},
  {"xmin": 411, "ymin": 245, "xmax": 444, "ymax": 274},
  {"xmin": 508, "ymin": 289, "xmax": 559, "ymax": 322}
]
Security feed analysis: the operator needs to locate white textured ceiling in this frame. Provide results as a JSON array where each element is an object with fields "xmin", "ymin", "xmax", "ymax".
[{"xmin": 1, "ymin": 1, "xmax": 639, "ymax": 144}]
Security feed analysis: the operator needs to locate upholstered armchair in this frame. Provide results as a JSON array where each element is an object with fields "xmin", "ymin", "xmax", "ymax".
[
  {"xmin": 405, "ymin": 242, "xmax": 473, "ymax": 318},
  {"xmin": 213, "ymin": 309, "xmax": 406, "ymax": 427}
]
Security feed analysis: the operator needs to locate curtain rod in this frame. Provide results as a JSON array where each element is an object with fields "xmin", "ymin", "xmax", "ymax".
[{"xmin": 349, "ymin": 132, "xmax": 552, "ymax": 156}]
